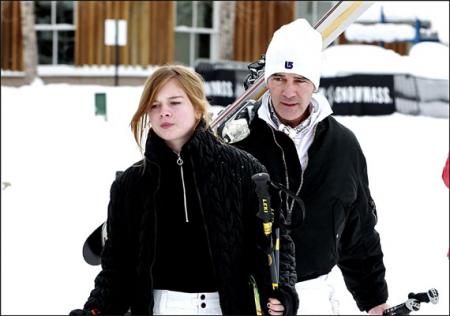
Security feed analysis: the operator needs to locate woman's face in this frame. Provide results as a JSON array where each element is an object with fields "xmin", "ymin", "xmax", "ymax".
[{"xmin": 149, "ymin": 78, "xmax": 199, "ymax": 152}]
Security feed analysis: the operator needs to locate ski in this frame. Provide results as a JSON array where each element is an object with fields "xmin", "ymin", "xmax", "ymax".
[
  {"xmin": 83, "ymin": 222, "xmax": 106, "ymax": 266},
  {"xmin": 210, "ymin": 1, "xmax": 374, "ymax": 133},
  {"xmin": 82, "ymin": 171, "xmax": 123, "ymax": 265}
]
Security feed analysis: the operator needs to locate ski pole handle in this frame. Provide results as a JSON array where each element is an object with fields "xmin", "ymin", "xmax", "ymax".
[
  {"xmin": 408, "ymin": 288, "xmax": 439, "ymax": 304},
  {"xmin": 383, "ymin": 288, "xmax": 439, "ymax": 315},
  {"xmin": 252, "ymin": 172, "xmax": 271, "ymax": 199},
  {"xmin": 252, "ymin": 173, "xmax": 273, "ymax": 236},
  {"xmin": 383, "ymin": 299, "xmax": 420, "ymax": 315}
]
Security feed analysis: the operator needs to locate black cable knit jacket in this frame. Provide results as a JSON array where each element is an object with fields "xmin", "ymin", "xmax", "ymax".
[{"xmin": 81, "ymin": 122, "xmax": 299, "ymax": 315}]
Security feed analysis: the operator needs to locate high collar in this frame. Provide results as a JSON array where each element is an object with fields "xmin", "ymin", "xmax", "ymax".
[
  {"xmin": 144, "ymin": 120, "xmax": 210, "ymax": 163},
  {"xmin": 258, "ymin": 90, "xmax": 333, "ymax": 138}
]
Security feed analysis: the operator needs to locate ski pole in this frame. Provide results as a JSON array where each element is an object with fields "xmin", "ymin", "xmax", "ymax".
[
  {"xmin": 383, "ymin": 288, "xmax": 439, "ymax": 315},
  {"xmin": 269, "ymin": 180, "xmax": 305, "ymax": 227},
  {"xmin": 252, "ymin": 172, "xmax": 279, "ymax": 290},
  {"xmin": 383, "ymin": 299, "xmax": 421, "ymax": 315},
  {"xmin": 274, "ymin": 226, "xmax": 280, "ymax": 288}
]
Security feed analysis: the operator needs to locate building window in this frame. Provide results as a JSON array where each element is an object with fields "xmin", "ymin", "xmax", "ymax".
[
  {"xmin": 174, "ymin": 1, "xmax": 218, "ymax": 66},
  {"xmin": 34, "ymin": 1, "xmax": 75, "ymax": 65},
  {"xmin": 296, "ymin": 1, "xmax": 335, "ymax": 27}
]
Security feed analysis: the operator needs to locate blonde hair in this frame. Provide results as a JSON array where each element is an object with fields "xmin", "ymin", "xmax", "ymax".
[{"xmin": 130, "ymin": 64, "xmax": 210, "ymax": 149}]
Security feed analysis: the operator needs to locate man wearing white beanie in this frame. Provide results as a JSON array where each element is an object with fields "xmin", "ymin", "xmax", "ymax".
[{"xmin": 224, "ymin": 18, "xmax": 390, "ymax": 315}]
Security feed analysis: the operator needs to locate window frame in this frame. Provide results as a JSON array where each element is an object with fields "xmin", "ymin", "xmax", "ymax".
[
  {"xmin": 34, "ymin": 1, "xmax": 76, "ymax": 65},
  {"xmin": 174, "ymin": 1, "xmax": 219, "ymax": 66},
  {"xmin": 295, "ymin": 1, "xmax": 335, "ymax": 26}
]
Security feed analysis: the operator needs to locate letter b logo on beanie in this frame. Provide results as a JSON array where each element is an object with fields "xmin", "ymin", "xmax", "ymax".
[{"xmin": 284, "ymin": 61, "xmax": 293, "ymax": 69}]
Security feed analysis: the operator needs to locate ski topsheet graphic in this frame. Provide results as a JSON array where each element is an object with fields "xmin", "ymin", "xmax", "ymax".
[{"xmin": 82, "ymin": 1, "xmax": 374, "ymax": 266}]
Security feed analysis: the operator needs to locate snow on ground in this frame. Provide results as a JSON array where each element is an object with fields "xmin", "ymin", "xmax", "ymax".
[{"xmin": 1, "ymin": 78, "xmax": 448, "ymax": 315}]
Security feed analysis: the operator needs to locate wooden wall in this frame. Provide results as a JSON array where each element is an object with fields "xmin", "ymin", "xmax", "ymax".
[
  {"xmin": 233, "ymin": 1, "xmax": 295, "ymax": 62},
  {"xmin": 1, "ymin": 1, "xmax": 23, "ymax": 71},
  {"xmin": 75, "ymin": 1, "xmax": 174, "ymax": 66},
  {"xmin": 3, "ymin": 1, "xmax": 411, "ymax": 73},
  {"xmin": 338, "ymin": 33, "xmax": 409, "ymax": 56}
]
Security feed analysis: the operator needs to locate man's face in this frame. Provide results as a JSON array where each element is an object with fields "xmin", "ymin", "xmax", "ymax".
[{"xmin": 267, "ymin": 72, "xmax": 315, "ymax": 127}]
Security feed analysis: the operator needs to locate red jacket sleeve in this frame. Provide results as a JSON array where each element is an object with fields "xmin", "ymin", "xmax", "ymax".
[{"xmin": 443, "ymin": 155, "xmax": 449, "ymax": 188}]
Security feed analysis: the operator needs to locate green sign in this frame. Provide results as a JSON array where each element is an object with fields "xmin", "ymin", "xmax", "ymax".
[{"xmin": 95, "ymin": 93, "xmax": 107, "ymax": 120}]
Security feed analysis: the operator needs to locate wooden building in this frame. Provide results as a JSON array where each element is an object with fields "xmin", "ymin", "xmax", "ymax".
[{"xmin": 1, "ymin": 1, "xmax": 338, "ymax": 86}]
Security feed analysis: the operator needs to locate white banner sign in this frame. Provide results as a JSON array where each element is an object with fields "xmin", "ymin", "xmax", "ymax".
[{"xmin": 104, "ymin": 19, "xmax": 127, "ymax": 46}]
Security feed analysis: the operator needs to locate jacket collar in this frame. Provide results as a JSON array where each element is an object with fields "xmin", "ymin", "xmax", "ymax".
[
  {"xmin": 144, "ymin": 120, "xmax": 210, "ymax": 163},
  {"xmin": 257, "ymin": 90, "xmax": 333, "ymax": 170},
  {"xmin": 258, "ymin": 90, "xmax": 332, "ymax": 138}
]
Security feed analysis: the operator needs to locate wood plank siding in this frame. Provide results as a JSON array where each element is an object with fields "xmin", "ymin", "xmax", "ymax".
[
  {"xmin": 75, "ymin": 1, "xmax": 174, "ymax": 66},
  {"xmin": 233, "ymin": 1, "xmax": 295, "ymax": 62},
  {"xmin": 338, "ymin": 33, "xmax": 409, "ymax": 56},
  {"xmin": 1, "ymin": 1, "xmax": 23, "ymax": 71}
]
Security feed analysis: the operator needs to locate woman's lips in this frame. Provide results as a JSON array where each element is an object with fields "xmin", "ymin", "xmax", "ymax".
[{"xmin": 160, "ymin": 122, "xmax": 174, "ymax": 129}]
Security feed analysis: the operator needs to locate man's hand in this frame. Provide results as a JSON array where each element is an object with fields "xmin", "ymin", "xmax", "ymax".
[
  {"xmin": 267, "ymin": 297, "xmax": 285, "ymax": 315},
  {"xmin": 368, "ymin": 303, "xmax": 390, "ymax": 315}
]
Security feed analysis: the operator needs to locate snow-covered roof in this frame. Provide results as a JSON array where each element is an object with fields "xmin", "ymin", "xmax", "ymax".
[
  {"xmin": 407, "ymin": 41, "xmax": 450, "ymax": 79},
  {"xmin": 321, "ymin": 42, "xmax": 449, "ymax": 80},
  {"xmin": 356, "ymin": 1, "xmax": 449, "ymax": 44},
  {"xmin": 345, "ymin": 23, "xmax": 416, "ymax": 43}
]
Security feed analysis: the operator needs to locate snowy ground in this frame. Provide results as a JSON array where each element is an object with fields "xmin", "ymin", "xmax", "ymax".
[{"xmin": 1, "ymin": 80, "xmax": 449, "ymax": 315}]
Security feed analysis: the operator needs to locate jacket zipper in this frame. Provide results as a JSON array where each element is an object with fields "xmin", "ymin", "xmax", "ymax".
[
  {"xmin": 288, "ymin": 124, "xmax": 320, "ymax": 213},
  {"xmin": 176, "ymin": 154, "xmax": 189, "ymax": 223}
]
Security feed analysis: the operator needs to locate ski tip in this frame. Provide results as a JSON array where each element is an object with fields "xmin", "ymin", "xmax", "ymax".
[
  {"xmin": 82, "ymin": 239, "xmax": 102, "ymax": 265},
  {"xmin": 82, "ymin": 223, "xmax": 105, "ymax": 266}
]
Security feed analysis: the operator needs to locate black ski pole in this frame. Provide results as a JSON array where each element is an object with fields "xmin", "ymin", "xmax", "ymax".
[
  {"xmin": 252, "ymin": 172, "xmax": 279, "ymax": 290},
  {"xmin": 383, "ymin": 299, "xmax": 421, "ymax": 315},
  {"xmin": 383, "ymin": 288, "xmax": 439, "ymax": 315}
]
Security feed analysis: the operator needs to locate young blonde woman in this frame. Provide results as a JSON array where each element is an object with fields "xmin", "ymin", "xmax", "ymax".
[{"xmin": 70, "ymin": 65, "xmax": 298, "ymax": 316}]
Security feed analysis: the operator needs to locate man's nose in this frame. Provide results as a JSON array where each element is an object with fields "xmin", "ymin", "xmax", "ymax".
[{"xmin": 282, "ymin": 82, "xmax": 296, "ymax": 98}]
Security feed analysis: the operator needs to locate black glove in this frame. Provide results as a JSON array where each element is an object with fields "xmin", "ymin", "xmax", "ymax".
[
  {"xmin": 69, "ymin": 309, "xmax": 89, "ymax": 316},
  {"xmin": 244, "ymin": 54, "xmax": 266, "ymax": 90},
  {"xmin": 271, "ymin": 286, "xmax": 299, "ymax": 316},
  {"xmin": 69, "ymin": 308, "xmax": 101, "ymax": 316}
]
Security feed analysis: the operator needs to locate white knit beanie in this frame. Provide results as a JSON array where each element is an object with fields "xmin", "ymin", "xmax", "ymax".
[{"xmin": 264, "ymin": 18, "xmax": 323, "ymax": 89}]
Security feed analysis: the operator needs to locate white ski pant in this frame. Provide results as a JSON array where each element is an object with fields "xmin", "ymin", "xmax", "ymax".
[
  {"xmin": 296, "ymin": 267, "xmax": 340, "ymax": 315},
  {"xmin": 153, "ymin": 290, "xmax": 222, "ymax": 315}
]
